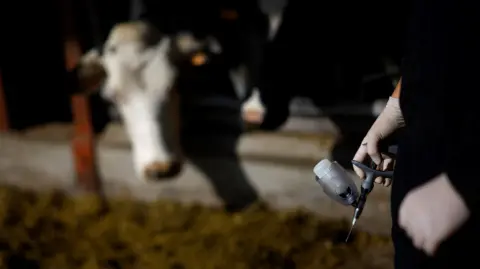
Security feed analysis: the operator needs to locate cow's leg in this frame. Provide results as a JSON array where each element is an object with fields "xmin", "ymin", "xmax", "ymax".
[
  {"xmin": 238, "ymin": 0, "xmax": 287, "ymax": 127},
  {"xmin": 242, "ymin": 87, "xmax": 265, "ymax": 125},
  {"xmin": 116, "ymin": 90, "xmax": 178, "ymax": 180},
  {"xmin": 236, "ymin": 9, "xmax": 271, "ymax": 125}
]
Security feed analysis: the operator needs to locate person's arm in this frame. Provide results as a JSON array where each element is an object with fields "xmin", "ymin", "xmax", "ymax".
[{"xmin": 391, "ymin": 78, "xmax": 401, "ymax": 98}]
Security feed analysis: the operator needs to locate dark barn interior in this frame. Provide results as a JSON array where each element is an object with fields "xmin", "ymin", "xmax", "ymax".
[{"xmin": 0, "ymin": 0, "xmax": 409, "ymax": 132}]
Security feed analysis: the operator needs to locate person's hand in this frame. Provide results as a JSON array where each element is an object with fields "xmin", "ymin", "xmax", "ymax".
[
  {"xmin": 352, "ymin": 97, "xmax": 405, "ymax": 186},
  {"xmin": 399, "ymin": 173, "xmax": 470, "ymax": 256}
]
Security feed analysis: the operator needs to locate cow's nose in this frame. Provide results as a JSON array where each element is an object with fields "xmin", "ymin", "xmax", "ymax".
[{"xmin": 144, "ymin": 161, "xmax": 183, "ymax": 180}]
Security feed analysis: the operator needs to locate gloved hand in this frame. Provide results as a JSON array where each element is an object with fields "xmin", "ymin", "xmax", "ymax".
[
  {"xmin": 399, "ymin": 173, "xmax": 470, "ymax": 256},
  {"xmin": 352, "ymin": 97, "xmax": 405, "ymax": 186}
]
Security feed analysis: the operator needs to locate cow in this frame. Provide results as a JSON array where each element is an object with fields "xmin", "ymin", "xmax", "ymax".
[
  {"xmin": 76, "ymin": 0, "xmax": 286, "ymax": 181},
  {"xmin": 80, "ymin": 21, "xmax": 227, "ymax": 181}
]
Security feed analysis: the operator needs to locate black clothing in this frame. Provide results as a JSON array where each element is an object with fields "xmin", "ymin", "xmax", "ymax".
[{"xmin": 393, "ymin": 0, "xmax": 480, "ymax": 268}]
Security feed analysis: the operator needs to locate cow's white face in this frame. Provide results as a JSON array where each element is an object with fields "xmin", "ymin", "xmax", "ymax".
[
  {"xmin": 100, "ymin": 22, "xmax": 182, "ymax": 180},
  {"xmin": 79, "ymin": 21, "xmax": 228, "ymax": 181}
]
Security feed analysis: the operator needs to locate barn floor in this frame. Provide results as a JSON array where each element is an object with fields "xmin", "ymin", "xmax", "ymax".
[{"xmin": 0, "ymin": 117, "xmax": 393, "ymax": 268}]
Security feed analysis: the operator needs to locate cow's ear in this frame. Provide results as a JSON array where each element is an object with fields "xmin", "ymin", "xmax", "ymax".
[{"xmin": 174, "ymin": 32, "xmax": 202, "ymax": 54}]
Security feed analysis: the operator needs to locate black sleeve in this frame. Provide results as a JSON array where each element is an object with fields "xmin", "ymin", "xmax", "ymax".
[{"xmin": 442, "ymin": 3, "xmax": 480, "ymax": 211}]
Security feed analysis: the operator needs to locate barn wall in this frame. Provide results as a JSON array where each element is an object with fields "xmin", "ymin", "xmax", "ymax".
[
  {"xmin": 0, "ymin": 0, "xmax": 71, "ymax": 130},
  {"xmin": 0, "ymin": 0, "xmax": 410, "ymax": 131},
  {"xmin": 0, "ymin": 0, "xmax": 125, "ymax": 131}
]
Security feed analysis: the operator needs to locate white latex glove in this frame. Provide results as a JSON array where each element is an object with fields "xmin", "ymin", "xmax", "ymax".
[
  {"xmin": 399, "ymin": 173, "xmax": 470, "ymax": 256},
  {"xmin": 352, "ymin": 97, "xmax": 405, "ymax": 186}
]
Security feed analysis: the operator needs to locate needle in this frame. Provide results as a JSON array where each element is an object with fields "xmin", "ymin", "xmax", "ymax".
[{"xmin": 345, "ymin": 217, "xmax": 357, "ymax": 242}]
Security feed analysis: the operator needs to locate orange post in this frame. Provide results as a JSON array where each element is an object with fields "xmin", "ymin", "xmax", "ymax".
[
  {"xmin": 0, "ymin": 71, "xmax": 8, "ymax": 132},
  {"xmin": 66, "ymin": 41, "xmax": 102, "ymax": 193},
  {"xmin": 71, "ymin": 93, "xmax": 101, "ymax": 192},
  {"xmin": 60, "ymin": 0, "xmax": 101, "ymax": 192}
]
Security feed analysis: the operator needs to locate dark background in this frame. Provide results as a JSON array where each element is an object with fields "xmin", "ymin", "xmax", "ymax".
[{"xmin": 0, "ymin": 0, "xmax": 409, "ymax": 132}]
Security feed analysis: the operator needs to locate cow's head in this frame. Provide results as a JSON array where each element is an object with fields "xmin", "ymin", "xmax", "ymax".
[
  {"xmin": 80, "ymin": 21, "xmax": 182, "ymax": 181},
  {"xmin": 78, "ymin": 21, "xmax": 224, "ymax": 181}
]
